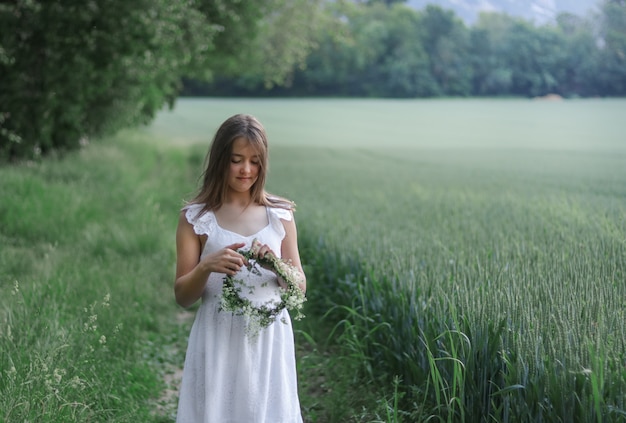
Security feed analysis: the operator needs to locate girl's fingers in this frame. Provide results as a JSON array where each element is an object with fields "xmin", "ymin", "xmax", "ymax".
[
  {"xmin": 227, "ymin": 242, "xmax": 246, "ymax": 249},
  {"xmin": 224, "ymin": 259, "xmax": 241, "ymax": 275},
  {"xmin": 254, "ymin": 244, "xmax": 266, "ymax": 258},
  {"xmin": 224, "ymin": 243, "xmax": 246, "ymax": 265},
  {"xmin": 259, "ymin": 245, "xmax": 274, "ymax": 259}
]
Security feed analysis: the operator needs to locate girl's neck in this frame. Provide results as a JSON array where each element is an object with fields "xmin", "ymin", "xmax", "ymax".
[{"xmin": 224, "ymin": 190, "xmax": 255, "ymax": 210}]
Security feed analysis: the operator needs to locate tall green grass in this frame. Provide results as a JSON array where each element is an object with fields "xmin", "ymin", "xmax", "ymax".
[
  {"xmin": 0, "ymin": 132, "xmax": 195, "ymax": 422},
  {"xmin": 149, "ymin": 98, "xmax": 626, "ymax": 421},
  {"xmin": 268, "ymin": 145, "xmax": 626, "ymax": 421}
]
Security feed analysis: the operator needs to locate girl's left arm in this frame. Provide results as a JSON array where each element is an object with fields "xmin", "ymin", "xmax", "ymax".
[{"xmin": 280, "ymin": 213, "xmax": 307, "ymax": 293}]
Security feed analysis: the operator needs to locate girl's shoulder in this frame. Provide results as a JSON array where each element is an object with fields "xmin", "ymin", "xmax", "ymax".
[
  {"xmin": 267, "ymin": 206, "xmax": 293, "ymax": 222},
  {"xmin": 265, "ymin": 194, "xmax": 296, "ymax": 213},
  {"xmin": 265, "ymin": 201, "xmax": 296, "ymax": 240},
  {"xmin": 181, "ymin": 203, "xmax": 215, "ymax": 236}
]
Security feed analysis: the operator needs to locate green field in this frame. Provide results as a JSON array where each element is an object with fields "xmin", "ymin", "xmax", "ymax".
[
  {"xmin": 148, "ymin": 98, "xmax": 625, "ymax": 151},
  {"xmin": 2, "ymin": 98, "xmax": 625, "ymax": 422},
  {"xmin": 149, "ymin": 98, "xmax": 626, "ymax": 421}
]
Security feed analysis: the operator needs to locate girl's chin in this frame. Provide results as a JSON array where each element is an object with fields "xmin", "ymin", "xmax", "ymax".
[{"xmin": 228, "ymin": 185, "xmax": 254, "ymax": 194}]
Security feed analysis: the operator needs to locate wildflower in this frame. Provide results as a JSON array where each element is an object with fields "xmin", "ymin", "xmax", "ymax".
[
  {"xmin": 53, "ymin": 368, "xmax": 66, "ymax": 384},
  {"xmin": 83, "ymin": 314, "xmax": 98, "ymax": 332},
  {"xmin": 70, "ymin": 375, "xmax": 85, "ymax": 390},
  {"xmin": 12, "ymin": 280, "xmax": 19, "ymax": 295},
  {"xmin": 6, "ymin": 366, "xmax": 17, "ymax": 378},
  {"xmin": 102, "ymin": 293, "xmax": 110, "ymax": 308},
  {"xmin": 99, "ymin": 335, "xmax": 106, "ymax": 345}
]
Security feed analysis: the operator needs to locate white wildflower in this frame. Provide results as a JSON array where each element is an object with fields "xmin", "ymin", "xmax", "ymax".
[
  {"xmin": 83, "ymin": 314, "xmax": 98, "ymax": 332},
  {"xmin": 6, "ymin": 366, "xmax": 17, "ymax": 378},
  {"xmin": 70, "ymin": 375, "xmax": 85, "ymax": 390},
  {"xmin": 53, "ymin": 368, "xmax": 66, "ymax": 384}
]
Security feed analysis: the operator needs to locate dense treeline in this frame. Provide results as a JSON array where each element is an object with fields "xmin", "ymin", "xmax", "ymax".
[
  {"xmin": 0, "ymin": 0, "xmax": 319, "ymax": 160},
  {"xmin": 192, "ymin": 0, "xmax": 626, "ymax": 99}
]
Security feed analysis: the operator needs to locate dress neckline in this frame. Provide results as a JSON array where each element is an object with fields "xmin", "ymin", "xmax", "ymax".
[{"xmin": 212, "ymin": 207, "xmax": 271, "ymax": 239}]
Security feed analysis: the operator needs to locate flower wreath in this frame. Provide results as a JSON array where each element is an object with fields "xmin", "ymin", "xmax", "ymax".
[{"xmin": 219, "ymin": 239, "xmax": 306, "ymax": 337}]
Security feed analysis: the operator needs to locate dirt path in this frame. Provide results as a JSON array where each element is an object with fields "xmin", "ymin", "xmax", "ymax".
[{"xmin": 153, "ymin": 310, "xmax": 194, "ymax": 421}]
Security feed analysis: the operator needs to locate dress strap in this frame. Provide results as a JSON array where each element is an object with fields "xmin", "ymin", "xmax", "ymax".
[
  {"xmin": 183, "ymin": 203, "xmax": 216, "ymax": 237},
  {"xmin": 267, "ymin": 207, "xmax": 292, "ymax": 240}
]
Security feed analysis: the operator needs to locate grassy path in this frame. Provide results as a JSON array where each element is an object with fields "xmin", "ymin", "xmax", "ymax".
[
  {"xmin": 0, "ymin": 128, "xmax": 380, "ymax": 422},
  {"xmin": 0, "ymin": 131, "xmax": 195, "ymax": 421}
]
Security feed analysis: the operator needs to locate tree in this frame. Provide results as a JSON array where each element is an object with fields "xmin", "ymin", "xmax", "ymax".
[
  {"xmin": 470, "ymin": 13, "xmax": 566, "ymax": 97},
  {"xmin": 594, "ymin": 0, "xmax": 626, "ymax": 95},
  {"xmin": 380, "ymin": 5, "xmax": 437, "ymax": 97},
  {"xmin": 284, "ymin": 1, "xmax": 436, "ymax": 97},
  {"xmin": 470, "ymin": 13, "xmax": 516, "ymax": 95},
  {"xmin": 192, "ymin": 0, "xmax": 322, "ymax": 90},
  {"xmin": 365, "ymin": 0, "xmax": 407, "ymax": 5},
  {"xmin": 420, "ymin": 5, "xmax": 473, "ymax": 96},
  {"xmin": 0, "ymin": 0, "xmax": 211, "ymax": 159},
  {"xmin": 555, "ymin": 12, "xmax": 598, "ymax": 96},
  {"xmin": 0, "ymin": 0, "xmax": 321, "ymax": 160}
]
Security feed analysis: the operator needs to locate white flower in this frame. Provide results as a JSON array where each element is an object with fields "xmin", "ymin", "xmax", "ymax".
[
  {"xmin": 70, "ymin": 375, "xmax": 85, "ymax": 390},
  {"xmin": 53, "ymin": 368, "xmax": 66, "ymax": 384},
  {"xmin": 6, "ymin": 366, "xmax": 17, "ymax": 378}
]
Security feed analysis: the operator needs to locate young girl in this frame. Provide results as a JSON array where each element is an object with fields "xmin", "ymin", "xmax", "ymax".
[{"xmin": 174, "ymin": 114, "xmax": 306, "ymax": 422}]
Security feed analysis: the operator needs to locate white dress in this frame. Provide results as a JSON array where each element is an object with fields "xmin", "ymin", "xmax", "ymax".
[{"xmin": 176, "ymin": 203, "xmax": 303, "ymax": 423}]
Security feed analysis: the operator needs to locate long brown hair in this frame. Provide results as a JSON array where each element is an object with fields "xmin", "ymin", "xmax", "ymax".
[{"xmin": 187, "ymin": 114, "xmax": 294, "ymax": 216}]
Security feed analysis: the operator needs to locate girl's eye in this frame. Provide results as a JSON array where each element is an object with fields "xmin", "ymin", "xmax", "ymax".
[{"xmin": 231, "ymin": 158, "xmax": 259, "ymax": 165}]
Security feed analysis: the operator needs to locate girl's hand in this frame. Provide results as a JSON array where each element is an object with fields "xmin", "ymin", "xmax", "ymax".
[
  {"xmin": 250, "ymin": 239, "xmax": 300, "ymax": 290},
  {"xmin": 249, "ymin": 239, "xmax": 278, "ymax": 272},
  {"xmin": 202, "ymin": 242, "xmax": 247, "ymax": 275},
  {"xmin": 250, "ymin": 239, "xmax": 274, "ymax": 262}
]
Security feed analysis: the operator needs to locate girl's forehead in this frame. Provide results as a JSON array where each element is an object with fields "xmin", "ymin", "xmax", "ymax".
[{"xmin": 232, "ymin": 137, "xmax": 262, "ymax": 155}]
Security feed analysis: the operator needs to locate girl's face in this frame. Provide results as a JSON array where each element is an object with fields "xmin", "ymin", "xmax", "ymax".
[{"xmin": 227, "ymin": 137, "xmax": 261, "ymax": 195}]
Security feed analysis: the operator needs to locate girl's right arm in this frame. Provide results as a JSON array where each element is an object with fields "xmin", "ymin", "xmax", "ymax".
[{"xmin": 174, "ymin": 211, "xmax": 245, "ymax": 308}]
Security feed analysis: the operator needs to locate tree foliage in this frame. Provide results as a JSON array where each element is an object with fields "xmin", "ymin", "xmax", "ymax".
[
  {"xmin": 200, "ymin": 0, "xmax": 626, "ymax": 100},
  {"xmin": 0, "ymin": 0, "xmax": 321, "ymax": 160},
  {"xmin": 595, "ymin": 0, "xmax": 626, "ymax": 95}
]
